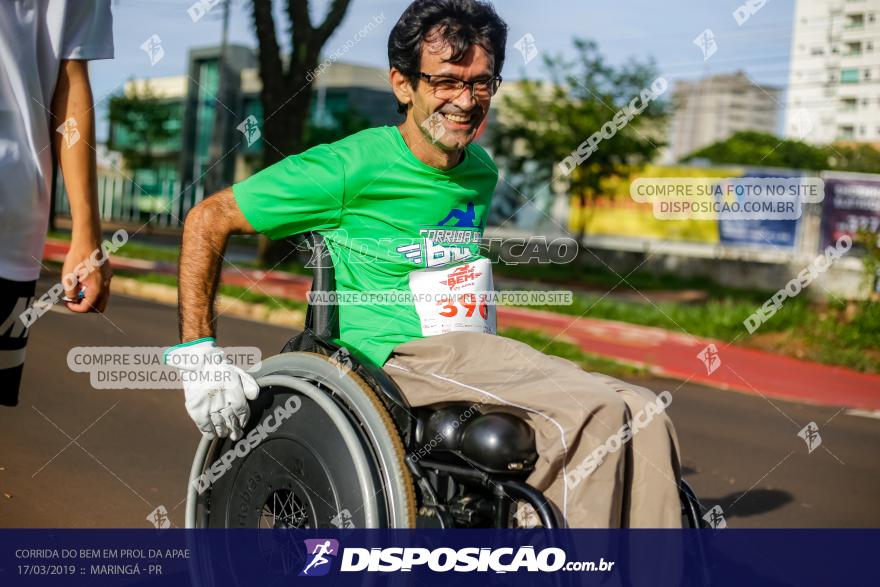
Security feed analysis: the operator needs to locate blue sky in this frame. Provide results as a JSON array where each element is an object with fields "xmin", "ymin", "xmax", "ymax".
[{"xmin": 91, "ymin": 0, "xmax": 795, "ymax": 138}]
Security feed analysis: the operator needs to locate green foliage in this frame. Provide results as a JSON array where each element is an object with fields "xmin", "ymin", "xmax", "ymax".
[
  {"xmin": 809, "ymin": 299, "xmax": 880, "ymax": 372},
  {"xmin": 107, "ymin": 80, "xmax": 177, "ymax": 172},
  {"xmin": 488, "ymin": 38, "xmax": 667, "ymax": 232},
  {"xmin": 526, "ymin": 290, "xmax": 811, "ymax": 341},
  {"xmin": 683, "ymin": 130, "xmax": 829, "ymax": 170},
  {"xmin": 826, "ymin": 143, "xmax": 880, "ymax": 173},
  {"xmin": 854, "ymin": 228, "xmax": 880, "ymax": 295},
  {"xmin": 683, "ymin": 130, "xmax": 880, "ymax": 173},
  {"xmin": 819, "ymin": 300, "xmax": 880, "ymax": 351}
]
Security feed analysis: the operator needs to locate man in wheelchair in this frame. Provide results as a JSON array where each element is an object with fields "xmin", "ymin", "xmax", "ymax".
[{"xmin": 166, "ymin": 0, "xmax": 693, "ymax": 529}]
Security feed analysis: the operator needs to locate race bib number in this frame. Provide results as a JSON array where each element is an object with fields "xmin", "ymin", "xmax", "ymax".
[{"xmin": 408, "ymin": 257, "xmax": 496, "ymax": 336}]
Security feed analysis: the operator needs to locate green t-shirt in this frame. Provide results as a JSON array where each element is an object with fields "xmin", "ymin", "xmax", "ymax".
[{"xmin": 233, "ymin": 125, "xmax": 499, "ymax": 366}]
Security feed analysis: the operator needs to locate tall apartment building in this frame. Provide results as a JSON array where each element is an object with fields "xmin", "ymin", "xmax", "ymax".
[
  {"xmin": 665, "ymin": 71, "xmax": 781, "ymax": 163},
  {"xmin": 785, "ymin": 0, "xmax": 880, "ymax": 144}
]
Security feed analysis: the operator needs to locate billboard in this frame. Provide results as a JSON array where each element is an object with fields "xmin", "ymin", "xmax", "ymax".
[
  {"xmin": 568, "ymin": 165, "xmax": 742, "ymax": 243},
  {"xmin": 820, "ymin": 174, "xmax": 880, "ymax": 252}
]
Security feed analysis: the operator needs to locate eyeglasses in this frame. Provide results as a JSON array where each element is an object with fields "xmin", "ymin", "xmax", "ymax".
[{"xmin": 418, "ymin": 72, "xmax": 502, "ymax": 100}]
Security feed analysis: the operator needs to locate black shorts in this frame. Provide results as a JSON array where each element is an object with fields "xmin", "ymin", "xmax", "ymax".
[{"xmin": 0, "ymin": 277, "xmax": 37, "ymax": 406}]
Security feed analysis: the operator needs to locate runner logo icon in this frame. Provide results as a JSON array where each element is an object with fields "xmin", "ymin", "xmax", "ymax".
[
  {"xmin": 300, "ymin": 539, "xmax": 340, "ymax": 577},
  {"xmin": 437, "ymin": 201, "xmax": 477, "ymax": 228}
]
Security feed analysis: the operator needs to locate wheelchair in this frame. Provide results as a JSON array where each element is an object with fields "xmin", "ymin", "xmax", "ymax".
[{"xmin": 185, "ymin": 233, "xmax": 706, "ymax": 529}]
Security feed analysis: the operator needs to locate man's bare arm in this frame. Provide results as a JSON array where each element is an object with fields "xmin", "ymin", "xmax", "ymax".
[{"xmin": 178, "ymin": 188, "xmax": 256, "ymax": 342}]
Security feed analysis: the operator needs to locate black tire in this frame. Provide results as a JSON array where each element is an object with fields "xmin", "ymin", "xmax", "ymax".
[{"xmin": 191, "ymin": 352, "xmax": 415, "ymax": 529}]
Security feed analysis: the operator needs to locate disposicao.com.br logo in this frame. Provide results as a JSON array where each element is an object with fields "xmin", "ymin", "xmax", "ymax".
[{"xmin": 299, "ymin": 540, "xmax": 615, "ymax": 575}]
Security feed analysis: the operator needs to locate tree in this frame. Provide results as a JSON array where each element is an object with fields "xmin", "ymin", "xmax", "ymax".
[
  {"xmin": 682, "ymin": 130, "xmax": 829, "ymax": 170},
  {"xmin": 249, "ymin": 0, "xmax": 353, "ymax": 265},
  {"xmin": 827, "ymin": 143, "xmax": 880, "ymax": 174},
  {"xmin": 488, "ymin": 38, "xmax": 667, "ymax": 238},
  {"xmin": 107, "ymin": 81, "xmax": 176, "ymax": 177},
  {"xmin": 249, "ymin": 0, "xmax": 352, "ymax": 166},
  {"xmin": 683, "ymin": 130, "xmax": 880, "ymax": 174}
]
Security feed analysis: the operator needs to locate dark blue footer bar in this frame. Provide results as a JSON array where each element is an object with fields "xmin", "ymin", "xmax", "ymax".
[{"xmin": 0, "ymin": 529, "xmax": 875, "ymax": 586}]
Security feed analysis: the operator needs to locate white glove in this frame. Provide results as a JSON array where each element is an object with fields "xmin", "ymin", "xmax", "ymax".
[{"xmin": 164, "ymin": 338, "xmax": 260, "ymax": 440}]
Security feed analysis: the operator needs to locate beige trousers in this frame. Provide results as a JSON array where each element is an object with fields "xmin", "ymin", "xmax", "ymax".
[{"xmin": 381, "ymin": 331, "xmax": 682, "ymax": 528}]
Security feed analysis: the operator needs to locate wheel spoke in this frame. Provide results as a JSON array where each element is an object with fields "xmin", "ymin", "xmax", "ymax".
[{"xmin": 259, "ymin": 489, "xmax": 311, "ymax": 529}]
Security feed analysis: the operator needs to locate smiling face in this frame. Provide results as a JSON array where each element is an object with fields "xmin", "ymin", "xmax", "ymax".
[{"xmin": 392, "ymin": 32, "xmax": 496, "ymax": 153}]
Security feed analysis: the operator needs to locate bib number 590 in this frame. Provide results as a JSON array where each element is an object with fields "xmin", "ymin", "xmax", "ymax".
[{"xmin": 437, "ymin": 293, "xmax": 489, "ymax": 319}]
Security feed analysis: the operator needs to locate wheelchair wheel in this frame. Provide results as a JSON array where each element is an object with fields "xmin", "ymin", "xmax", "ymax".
[{"xmin": 187, "ymin": 352, "xmax": 416, "ymax": 529}]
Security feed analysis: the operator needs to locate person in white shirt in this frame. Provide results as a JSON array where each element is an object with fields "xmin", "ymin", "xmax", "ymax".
[{"xmin": 0, "ymin": 0, "xmax": 115, "ymax": 406}]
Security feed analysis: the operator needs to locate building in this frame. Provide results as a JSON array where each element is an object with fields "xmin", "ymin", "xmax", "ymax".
[
  {"xmin": 665, "ymin": 71, "xmax": 781, "ymax": 163},
  {"xmin": 785, "ymin": 0, "xmax": 880, "ymax": 144},
  {"xmin": 109, "ymin": 45, "xmax": 400, "ymax": 200}
]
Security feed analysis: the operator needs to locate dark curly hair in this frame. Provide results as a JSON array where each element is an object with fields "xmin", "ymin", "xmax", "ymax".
[{"xmin": 388, "ymin": 0, "xmax": 508, "ymax": 114}]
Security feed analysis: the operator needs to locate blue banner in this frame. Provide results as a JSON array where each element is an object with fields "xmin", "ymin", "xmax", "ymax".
[
  {"xmin": 0, "ymin": 529, "xmax": 876, "ymax": 586},
  {"xmin": 717, "ymin": 170, "xmax": 802, "ymax": 249}
]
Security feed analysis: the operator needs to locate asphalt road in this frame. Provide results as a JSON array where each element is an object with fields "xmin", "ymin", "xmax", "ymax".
[{"xmin": 1, "ymin": 277, "xmax": 878, "ymax": 528}]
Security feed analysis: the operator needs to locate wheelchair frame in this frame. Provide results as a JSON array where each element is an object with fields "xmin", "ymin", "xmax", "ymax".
[{"xmin": 185, "ymin": 232, "xmax": 705, "ymax": 529}]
